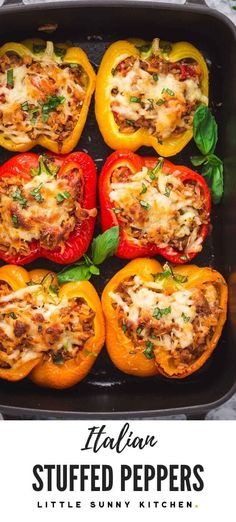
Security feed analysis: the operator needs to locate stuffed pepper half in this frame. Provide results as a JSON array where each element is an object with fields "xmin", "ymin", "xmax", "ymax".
[
  {"xmin": 0, "ymin": 39, "xmax": 96, "ymax": 153},
  {"xmin": 0, "ymin": 265, "xmax": 105, "ymax": 388},
  {"xmin": 102, "ymin": 259, "xmax": 227, "ymax": 378},
  {"xmin": 95, "ymin": 38, "xmax": 208, "ymax": 156},
  {"xmin": 99, "ymin": 150, "xmax": 211, "ymax": 264},
  {"xmin": 0, "ymin": 151, "xmax": 97, "ymax": 264}
]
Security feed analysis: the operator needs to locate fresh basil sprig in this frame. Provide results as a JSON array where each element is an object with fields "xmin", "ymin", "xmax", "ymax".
[
  {"xmin": 191, "ymin": 104, "xmax": 223, "ymax": 204},
  {"xmin": 57, "ymin": 226, "xmax": 119, "ymax": 284}
]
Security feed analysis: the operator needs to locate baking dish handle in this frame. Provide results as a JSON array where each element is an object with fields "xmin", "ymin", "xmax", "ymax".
[{"xmin": 185, "ymin": 0, "xmax": 207, "ymax": 5}]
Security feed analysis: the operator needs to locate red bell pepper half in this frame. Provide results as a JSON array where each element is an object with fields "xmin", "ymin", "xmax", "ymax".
[
  {"xmin": 99, "ymin": 150, "xmax": 211, "ymax": 264},
  {"xmin": 0, "ymin": 151, "xmax": 97, "ymax": 265}
]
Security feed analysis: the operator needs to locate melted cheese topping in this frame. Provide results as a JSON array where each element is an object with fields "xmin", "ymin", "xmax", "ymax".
[
  {"xmin": 0, "ymin": 283, "xmax": 95, "ymax": 369},
  {"xmin": 110, "ymin": 274, "xmax": 220, "ymax": 366},
  {"xmin": 0, "ymin": 42, "xmax": 87, "ymax": 145},
  {"xmin": 109, "ymin": 54, "xmax": 207, "ymax": 140},
  {"xmin": 110, "ymin": 165, "xmax": 208, "ymax": 254}
]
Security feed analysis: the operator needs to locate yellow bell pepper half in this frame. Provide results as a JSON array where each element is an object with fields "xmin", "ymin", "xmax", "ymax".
[
  {"xmin": 95, "ymin": 39, "xmax": 208, "ymax": 157},
  {"xmin": 0, "ymin": 39, "xmax": 96, "ymax": 154}
]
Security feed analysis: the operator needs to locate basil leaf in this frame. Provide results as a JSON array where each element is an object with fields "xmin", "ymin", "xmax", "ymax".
[
  {"xmin": 7, "ymin": 68, "xmax": 14, "ymax": 88},
  {"xmin": 91, "ymin": 226, "xmax": 119, "ymax": 265},
  {"xmin": 57, "ymin": 264, "xmax": 91, "ymax": 284},
  {"xmin": 89, "ymin": 265, "xmax": 100, "ymax": 276},
  {"xmin": 193, "ymin": 105, "xmax": 218, "ymax": 155},
  {"xmin": 202, "ymin": 156, "xmax": 223, "ymax": 204},
  {"xmin": 190, "ymin": 155, "xmax": 207, "ymax": 167}
]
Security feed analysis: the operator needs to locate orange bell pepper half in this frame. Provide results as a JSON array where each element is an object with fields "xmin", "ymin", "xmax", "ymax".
[
  {"xmin": 102, "ymin": 258, "xmax": 227, "ymax": 379},
  {"xmin": 0, "ymin": 265, "xmax": 105, "ymax": 388}
]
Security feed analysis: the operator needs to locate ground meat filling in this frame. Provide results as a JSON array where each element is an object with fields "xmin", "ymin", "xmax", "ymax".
[
  {"xmin": 109, "ymin": 274, "xmax": 221, "ymax": 371},
  {"xmin": 110, "ymin": 38, "xmax": 207, "ymax": 141},
  {"xmin": 0, "ymin": 42, "xmax": 88, "ymax": 146},
  {"xmin": 0, "ymin": 283, "xmax": 95, "ymax": 370},
  {"xmin": 110, "ymin": 163, "xmax": 208, "ymax": 255},
  {"xmin": 0, "ymin": 155, "xmax": 97, "ymax": 256}
]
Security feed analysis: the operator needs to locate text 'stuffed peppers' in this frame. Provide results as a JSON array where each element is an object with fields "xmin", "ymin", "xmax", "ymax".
[
  {"xmin": 0, "ymin": 39, "xmax": 96, "ymax": 153},
  {"xmin": 0, "ymin": 266, "xmax": 105, "ymax": 388},
  {"xmin": 0, "ymin": 151, "xmax": 97, "ymax": 265},
  {"xmin": 102, "ymin": 259, "xmax": 227, "ymax": 378},
  {"xmin": 99, "ymin": 150, "xmax": 211, "ymax": 264},
  {"xmin": 95, "ymin": 38, "xmax": 208, "ymax": 156}
]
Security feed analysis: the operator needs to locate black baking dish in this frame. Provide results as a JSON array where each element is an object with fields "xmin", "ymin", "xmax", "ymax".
[{"xmin": 0, "ymin": 0, "xmax": 235, "ymax": 419}]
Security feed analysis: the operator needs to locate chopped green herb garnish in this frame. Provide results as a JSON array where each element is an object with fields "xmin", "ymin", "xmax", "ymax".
[
  {"xmin": 112, "ymin": 207, "xmax": 121, "ymax": 214},
  {"xmin": 157, "ymin": 139, "xmax": 163, "ymax": 145},
  {"xmin": 122, "ymin": 323, "xmax": 127, "ymax": 333},
  {"xmin": 7, "ymin": 68, "xmax": 14, "ymax": 88},
  {"xmin": 129, "ymin": 350, "xmax": 137, "ymax": 355},
  {"xmin": 21, "ymin": 102, "xmax": 29, "ymax": 111},
  {"xmin": 152, "ymin": 157, "xmax": 164, "ymax": 176},
  {"xmin": 56, "ymin": 191, "xmax": 71, "ymax": 203},
  {"xmin": 69, "ymin": 63, "xmax": 78, "ymax": 68},
  {"xmin": 140, "ymin": 200, "xmax": 151, "ymax": 210},
  {"xmin": 154, "ymin": 263, "xmax": 188, "ymax": 284},
  {"xmin": 30, "ymin": 108, "xmax": 39, "ymax": 125},
  {"xmin": 182, "ymin": 312, "xmax": 190, "ymax": 323},
  {"xmin": 140, "ymin": 183, "xmax": 147, "ymax": 195},
  {"xmin": 164, "ymin": 186, "xmax": 171, "ymax": 198},
  {"xmin": 166, "ymin": 88, "xmax": 174, "ymax": 96},
  {"xmin": 12, "ymin": 187, "xmax": 28, "ymax": 209},
  {"xmin": 148, "ymin": 170, "xmax": 156, "ymax": 181},
  {"xmin": 33, "ymin": 44, "xmax": 46, "ymax": 54},
  {"xmin": 9, "ymin": 312, "xmax": 17, "ymax": 319},
  {"xmin": 148, "ymin": 98, "xmax": 154, "ymax": 109},
  {"xmin": 125, "ymin": 119, "xmax": 135, "ymax": 127},
  {"xmin": 42, "ymin": 112, "xmax": 49, "ymax": 123},
  {"xmin": 153, "ymin": 306, "xmax": 171, "ymax": 320},
  {"xmin": 85, "ymin": 350, "xmax": 97, "ymax": 357},
  {"xmin": 111, "ymin": 67, "xmax": 116, "ymax": 76},
  {"xmin": 162, "ymin": 88, "xmax": 175, "ymax": 96},
  {"xmin": 180, "ymin": 255, "xmax": 188, "ymax": 261},
  {"xmin": 54, "ymin": 46, "xmax": 66, "ymax": 58},
  {"xmin": 156, "ymin": 98, "xmax": 165, "ymax": 106},
  {"xmin": 144, "ymin": 340, "xmax": 155, "ymax": 359},
  {"xmin": 41, "ymin": 95, "xmax": 65, "ymax": 120},
  {"xmin": 12, "ymin": 214, "xmax": 19, "ymax": 228},
  {"xmin": 30, "ymin": 183, "xmax": 44, "ymax": 203},
  {"xmin": 136, "ymin": 325, "xmax": 144, "ymax": 336},
  {"xmin": 153, "ymin": 73, "xmax": 158, "ymax": 81},
  {"xmin": 130, "ymin": 96, "xmax": 141, "ymax": 103}
]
